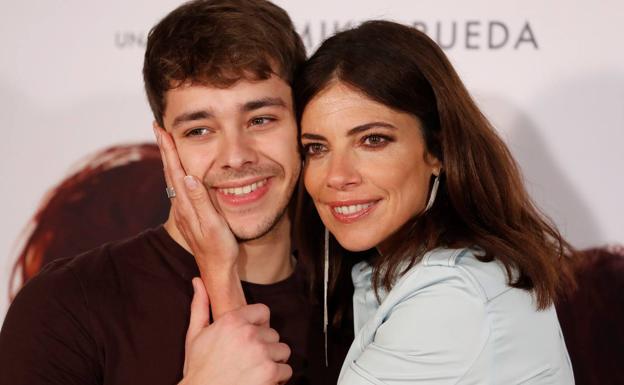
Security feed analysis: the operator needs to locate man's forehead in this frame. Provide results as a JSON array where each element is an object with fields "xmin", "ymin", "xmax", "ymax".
[
  {"xmin": 166, "ymin": 76, "xmax": 291, "ymax": 104},
  {"xmin": 163, "ymin": 77, "xmax": 293, "ymax": 126}
]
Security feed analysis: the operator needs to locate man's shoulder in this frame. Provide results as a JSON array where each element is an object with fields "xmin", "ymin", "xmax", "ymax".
[
  {"xmin": 16, "ymin": 227, "xmax": 163, "ymax": 300},
  {"xmin": 62, "ymin": 226, "xmax": 162, "ymax": 276},
  {"xmin": 0, "ymin": 227, "xmax": 171, "ymax": 384}
]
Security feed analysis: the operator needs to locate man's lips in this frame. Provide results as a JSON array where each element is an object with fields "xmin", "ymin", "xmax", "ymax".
[
  {"xmin": 214, "ymin": 177, "xmax": 272, "ymax": 206},
  {"xmin": 326, "ymin": 199, "xmax": 380, "ymax": 223}
]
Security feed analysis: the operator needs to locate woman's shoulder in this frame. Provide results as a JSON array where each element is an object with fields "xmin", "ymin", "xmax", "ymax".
[
  {"xmin": 385, "ymin": 247, "xmax": 513, "ymax": 307},
  {"xmin": 350, "ymin": 247, "xmax": 520, "ymax": 326}
]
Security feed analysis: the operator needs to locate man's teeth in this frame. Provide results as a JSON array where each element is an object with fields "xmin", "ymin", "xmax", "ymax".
[
  {"xmin": 333, "ymin": 203, "xmax": 374, "ymax": 215},
  {"xmin": 219, "ymin": 179, "xmax": 267, "ymax": 196}
]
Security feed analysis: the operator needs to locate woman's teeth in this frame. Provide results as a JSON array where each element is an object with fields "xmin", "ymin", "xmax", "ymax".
[{"xmin": 333, "ymin": 202, "xmax": 374, "ymax": 215}]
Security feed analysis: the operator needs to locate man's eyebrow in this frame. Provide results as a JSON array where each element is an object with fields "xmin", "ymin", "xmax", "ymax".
[
  {"xmin": 242, "ymin": 97, "xmax": 287, "ymax": 112},
  {"xmin": 347, "ymin": 122, "xmax": 396, "ymax": 136},
  {"xmin": 172, "ymin": 110, "xmax": 214, "ymax": 128}
]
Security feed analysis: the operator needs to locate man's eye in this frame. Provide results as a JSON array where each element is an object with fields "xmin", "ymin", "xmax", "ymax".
[
  {"xmin": 185, "ymin": 127, "xmax": 210, "ymax": 137},
  {"xmin": 303, "ymin": 143, "xmax": 327, "ymax": 157},
  {"xmin": 249, "ymin": 117, "xmax": 274, "ymax": 127}
]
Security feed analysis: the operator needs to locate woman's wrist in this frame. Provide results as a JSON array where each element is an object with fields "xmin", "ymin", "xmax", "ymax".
[
  {"xmin": 200, "ymin": 268, "xmax": 246, "ymax": 318},
  {"xmin": 199, "ymin": 259, "xmax": 239, "ymax": 281}
]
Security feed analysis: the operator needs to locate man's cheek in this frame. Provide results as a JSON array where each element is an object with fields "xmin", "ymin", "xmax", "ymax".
[
  {"xmin": 260, "ymin": 136, "xmax": 298, "ymax": 167},
  {"xmin": 176, "ymin": 150, "xmax": 202, "ymax": 176},
  {"xmin": 175, "ymin": 143, "xmax": 206, "ymax": 170}
]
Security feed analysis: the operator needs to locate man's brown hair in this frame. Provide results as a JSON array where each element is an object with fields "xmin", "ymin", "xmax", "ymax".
[{"xmin": 143, "ymin": 0, "xmax": 306, "ymax": 126}]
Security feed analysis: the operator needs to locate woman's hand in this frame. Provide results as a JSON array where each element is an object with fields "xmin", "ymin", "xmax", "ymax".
[{"xmin": 155, "ymin": 125, "xmax": 246, "ymax": 317}]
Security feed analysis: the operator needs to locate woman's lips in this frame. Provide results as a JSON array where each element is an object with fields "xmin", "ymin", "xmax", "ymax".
[{"xmin": 327, "ymin": 199, "xmax": 380, "ymax": 223}]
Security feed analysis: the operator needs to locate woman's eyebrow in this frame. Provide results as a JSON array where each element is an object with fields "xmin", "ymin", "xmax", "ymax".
[
  {"xmin": 300, "ymin": 132, "xmax": 326, "ymax": 141},
  {"xmin": 346, "ymin": 122, "xmax": 396, "ymax": 136},
  {"xmin": 301, "ymin": 122, "xmax": 396, "ymax": 141}
]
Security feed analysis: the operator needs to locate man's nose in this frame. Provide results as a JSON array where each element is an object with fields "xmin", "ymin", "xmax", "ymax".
[{"xmin": 216, "ymin": 131, "xmax": 259, "ymax": 170}]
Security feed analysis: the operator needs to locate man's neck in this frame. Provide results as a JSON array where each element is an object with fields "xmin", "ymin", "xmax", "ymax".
[{"xmin": 164, "ymin": 214, "xmax": 294, "ymax": 284}]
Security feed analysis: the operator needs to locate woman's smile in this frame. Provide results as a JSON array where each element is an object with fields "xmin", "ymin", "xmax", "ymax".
[{"xmin": 326, "ymin": 199, "xmax": 381, "ymax": 223}]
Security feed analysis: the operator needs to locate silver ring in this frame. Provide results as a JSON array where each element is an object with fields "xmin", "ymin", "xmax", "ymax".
[{"xmin": 165, "ymin": 186, "xmax": 176, "ymax": 198}]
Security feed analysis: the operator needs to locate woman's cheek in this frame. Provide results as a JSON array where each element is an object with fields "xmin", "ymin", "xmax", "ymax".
[{"xmin": 303, "ymin": 164, "xmax": 320, "ymax": 199}]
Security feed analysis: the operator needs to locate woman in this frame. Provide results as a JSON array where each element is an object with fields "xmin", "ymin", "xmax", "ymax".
[{"xmin": 293, "ymin": 21, "xmax": 576, "ymax": 384}]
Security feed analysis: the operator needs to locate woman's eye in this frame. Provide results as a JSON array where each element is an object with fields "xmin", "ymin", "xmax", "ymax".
[
  {"xmin": 303, "ymin": 143, "xmax": 327, "ymax": 156},
  {"xmin": 362, "ymin": 134, "xmax": 390, "ymax": 147}
]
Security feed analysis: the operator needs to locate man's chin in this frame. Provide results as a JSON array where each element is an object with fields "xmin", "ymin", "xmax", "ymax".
[
  {"xmin": 232, "ymin": 225, "xmax": 276, "ymax": 243},
  {"xmin": 228, "ymin": 208, "xmax": 288, "ymax": 243}
]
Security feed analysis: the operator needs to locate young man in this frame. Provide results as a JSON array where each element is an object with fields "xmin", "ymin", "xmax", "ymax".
[{"xmin": 0, "ymin": 1, "xmax": 352, "ymax": 384}]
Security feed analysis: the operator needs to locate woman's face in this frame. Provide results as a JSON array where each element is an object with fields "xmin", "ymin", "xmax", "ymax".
[{"xmin": 301, "ymin": 82, "xmax": 441, "ymax": 252}]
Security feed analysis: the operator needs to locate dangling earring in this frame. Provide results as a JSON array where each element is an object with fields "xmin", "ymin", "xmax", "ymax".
[
  {"xmin": 424, "ymin": 171, "xmax": 440, "ymax": 212},
  {"xmin": 323, "ymin": 226, "xmax": 329, "ymax": 367}
]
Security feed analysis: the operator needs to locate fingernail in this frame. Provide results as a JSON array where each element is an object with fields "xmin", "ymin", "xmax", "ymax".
[
  {"xmin": 184, "ymin": 175, "xmax": 198, "ymax": 190},
  {"xmin": 191, "ymin": 278, "xmax": 199, "ymax": 293}
]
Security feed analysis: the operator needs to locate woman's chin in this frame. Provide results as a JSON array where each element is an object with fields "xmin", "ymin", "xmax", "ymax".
[{"xmin": 332, "ymin": 233, "xmax": 379, "ymax": 252}]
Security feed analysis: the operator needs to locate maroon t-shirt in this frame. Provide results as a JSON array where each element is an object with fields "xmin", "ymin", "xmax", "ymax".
[{"xmin": 0, "ymin": 226, "xmax": 352, "ymax": 384}]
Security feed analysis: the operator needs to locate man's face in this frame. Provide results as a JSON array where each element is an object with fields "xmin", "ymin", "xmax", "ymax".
[{"xmin": 160, "ymin": 76, "xmax": 300, "ymax": 241}]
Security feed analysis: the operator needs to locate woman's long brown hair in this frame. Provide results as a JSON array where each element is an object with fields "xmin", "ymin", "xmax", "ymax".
[{"xmin": 294, "ymin": 20, "xmax": 576, "ymax": 327}]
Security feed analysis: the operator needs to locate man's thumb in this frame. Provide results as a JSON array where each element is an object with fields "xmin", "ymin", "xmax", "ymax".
[{"xmin": 186, "ymin": 277, "xmax": 211, "ymax": 345}]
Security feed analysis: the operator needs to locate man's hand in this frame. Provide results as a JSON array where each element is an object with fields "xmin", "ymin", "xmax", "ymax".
[
  {"xmin": 180, "ymin": 278, "xmax": 292, "ymax": 385},
  {"xmin": 154, "ymin": 125, "xmax": 246, "ymax": 317}
]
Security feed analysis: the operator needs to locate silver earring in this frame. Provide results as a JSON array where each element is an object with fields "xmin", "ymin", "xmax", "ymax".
[
  {"xmin": 323, "ymin": 227, "xmax": 329, "ymax": 367},
  {"xmin": 424, "ymin": 174, "xmax": 440, "ymax": 212}
]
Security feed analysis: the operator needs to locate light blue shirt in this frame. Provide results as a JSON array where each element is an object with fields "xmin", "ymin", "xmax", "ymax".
[{"xmin": 338, "ymin": 248, "xmax": 574, "ymax": 384}]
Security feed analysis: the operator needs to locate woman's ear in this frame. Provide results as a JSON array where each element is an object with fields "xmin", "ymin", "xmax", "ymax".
[{"xmin": 425, "ymin": 152, "xmax": 443, "ymax": 175}]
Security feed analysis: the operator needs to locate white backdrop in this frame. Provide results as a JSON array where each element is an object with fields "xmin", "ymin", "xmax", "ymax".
[{"xmin": 1, "ymin": 0, "xmax": 623, "ymax": 321}]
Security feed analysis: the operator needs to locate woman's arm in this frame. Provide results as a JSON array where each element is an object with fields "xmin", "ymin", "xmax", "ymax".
[
  {"xmin": 155, "ymin": 126, "xmax": 246, "ymax": 317},
  {"xmin": 341, "ymin": 269, "xmax": 489, "ymax": 385}
]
